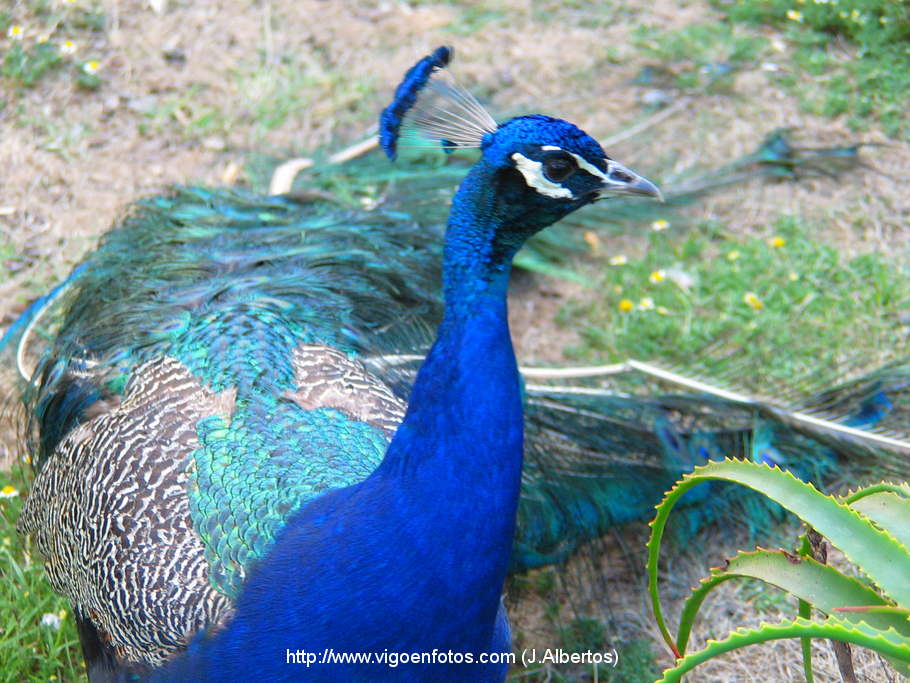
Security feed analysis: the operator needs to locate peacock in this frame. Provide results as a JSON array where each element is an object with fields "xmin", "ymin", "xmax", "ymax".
[
  {"xmin": 12, "ymin": 45, "xmax": 664, "ymax": 681},
  {"xmin": 9, "ymin": 45, "xmax": 909, "ymax": 681}
]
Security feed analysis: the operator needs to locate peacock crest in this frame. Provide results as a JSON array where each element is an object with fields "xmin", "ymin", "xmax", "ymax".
[{"xmin": 380, "ymin": 45, "xmax": 497, "ymax": 159}]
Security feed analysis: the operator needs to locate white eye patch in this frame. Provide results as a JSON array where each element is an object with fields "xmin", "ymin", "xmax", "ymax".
[
  {"xmin": 511, "ymin": 153, "xmax": 574, "ymax": 199},
  {"xmin": 542, "ymin": 146, "xmax": 611, "ymax": 183},
  {"xmin": 513, "ymin": 146, "xmax": 616, "ymax": 199}
]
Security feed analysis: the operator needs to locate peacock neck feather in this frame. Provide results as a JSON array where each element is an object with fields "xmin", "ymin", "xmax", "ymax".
[
  {"xmin": 156, "ymin": 160, "xmax": 529, "ymax": 681},
  {"xmin": 371, "ymin": 159, "xmax": 526, "ymax": 627},
  {"xmin": 153, "ymin": 46, "xmax": 662, "ymax": 677},
  {"xmin": 381, "ymin": 161, "xmax": 524, "ymax": 484}
]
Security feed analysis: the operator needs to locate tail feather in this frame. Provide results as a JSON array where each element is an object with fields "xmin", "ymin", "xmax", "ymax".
[
  {"xmin": 510, "ymin": 360, "xmax": 910, "ymax": 573},
  {"xmin": 263, "ymin": 128, "xmax": 870, "ymax": 278},
  {"xmin": 5, "ymin": 131, "xmax": 896, "ymax": 578}
]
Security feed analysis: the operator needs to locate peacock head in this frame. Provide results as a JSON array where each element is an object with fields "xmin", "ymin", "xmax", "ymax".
[
  {"xmin": 474, "ymin": 114, "xmax": 660, "ymax": 233},
  {"xmin": 380, "ymin": 46, "xmax": 660, "ymax": 238}
]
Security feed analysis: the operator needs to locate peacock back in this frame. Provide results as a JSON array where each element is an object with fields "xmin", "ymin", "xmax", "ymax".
[{"xmin": 18, "ymin": 186, "xmax": 446, "ymax": 666}]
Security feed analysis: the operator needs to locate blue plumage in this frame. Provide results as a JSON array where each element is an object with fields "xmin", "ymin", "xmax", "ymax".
[
  {"xmin": 379, "ymin": 46, "xmax": 452, "ymax": 160},
  {"xmin": 149, "ymin": 49, "xmax": 660, "ymax": 681},
  {"xmin": 14, "ymin": 48, "xmax": 663, "ymax": 681},
  {"xmin": 11, "ymin": 46, "xmax": 908, "ymax": 682}
]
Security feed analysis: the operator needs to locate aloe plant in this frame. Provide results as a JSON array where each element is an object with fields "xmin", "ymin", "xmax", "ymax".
[{"xmin": 646, "ymin": 459, "xmax": 910, "ymax": 682}]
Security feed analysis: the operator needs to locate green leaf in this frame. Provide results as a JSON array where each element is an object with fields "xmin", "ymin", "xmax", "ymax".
[
  {"xmin": 647, "ymin": 460, "xmax": 910, "ymax": 655},
  {"xmin": 834, "ymin": 605, "xmax": 910, "ymax": 620},
  {"xmin": 676, "ymin": 549, "xmax": 910, "ymax": 653},
  {"xmin": 654, "ymin": 616, "xmax": 910, "ymax": 683},
  {"xmin": 848, "ymin": 490, "xmax": 910, "ymax": 551}
]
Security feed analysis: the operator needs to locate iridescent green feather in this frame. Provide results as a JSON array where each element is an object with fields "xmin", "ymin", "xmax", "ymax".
[
  {"xmin": 24, "ymin": 187, "xmax": 444, "ymax": 596},
  {"xmin": 17, "ymin": 132, "xmax": 898, "ymax": 605}
]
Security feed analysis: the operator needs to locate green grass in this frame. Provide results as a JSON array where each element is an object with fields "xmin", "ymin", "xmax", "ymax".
[
  {"xmin": 530, "ymin": 1, "xmax": 618, "ymax": 30},
  {"xmin": 0, "ymin": 1, "xmax": 105, "ymax": 92},
  {"xmin": 632, "ymin": 22, "xmax": 768, "ymax": 91},
  {"xmin": 444, "ymin": 5, "xmax": 506, "ymax": 36},
  {"xmin": 715, "ymin": 0, "xmax": 910, "ymax": 138},
  {"xmin": 602, "ymin": 639, "xmax": 662, "ymax": 683},
  {"xmin": 131, "ymin": 49, "xmax": 379, "ymax": 144},
  {"xmin": 0, "ymin": 236, "xmax": 25, "ymax": 281},
  {"xmin": 135, "ymin": 84, "xmax": 229, "ymax": 139},
  {"xmin": 2, "ymin": 41, "xmax": 61, "ymax": 86},
  {"xmin": 630, "ymin": 2, "xmax": 910, "ymax": 138},
  {"xmin": 241, "ymin": 62, "xmax": 377, "ymax": 138},
  {"xmin": 561, "ymin": 215, "xmax": 910, "ymax": 391},
  {"xmin": 634, "ymin": 21, "xmax": 768, "ymax": 66},
  {"xmin": 507, "ymin": 566, "xmax": 661, "ymax": 682},
  {"xmin": 0, "ymin": 465, "xmax": 83, "ymax": 682},
  {"xmin": 511, "ymin": 603, "xmax": 661, "ymax": 682}
]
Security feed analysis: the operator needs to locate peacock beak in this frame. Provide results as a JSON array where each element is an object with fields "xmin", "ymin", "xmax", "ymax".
[{"xmin": 596, "ymin": 161, "xmax": 663, "ymax": 202}]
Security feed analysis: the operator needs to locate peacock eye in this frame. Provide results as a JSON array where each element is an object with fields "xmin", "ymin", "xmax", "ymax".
[{"xmin": 541, "ymin": 152, "xmax": 577, "ymax": 183}]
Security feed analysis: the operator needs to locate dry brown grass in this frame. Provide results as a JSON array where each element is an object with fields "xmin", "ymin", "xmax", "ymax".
[{"xmin": 2, "ymin": 0, "xmax": 908, "ymax": 680}]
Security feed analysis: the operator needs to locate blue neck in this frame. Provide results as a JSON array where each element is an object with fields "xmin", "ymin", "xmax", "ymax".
[
  {"xmin": 382, "ymin": 162, "xmax": 521, "ymax": 473},
  {"xmin": 156, "ymin": 162, "xmax": 526, "ymax": 681},
  {"xmin": 371, "ymin": 160, "xmax": 525, "ymax": 634}
]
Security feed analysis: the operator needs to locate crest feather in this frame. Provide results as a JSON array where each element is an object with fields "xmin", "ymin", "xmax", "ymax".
[{"xmin": 380, "ymin": 46, "xmax": 497, "ymax": 160}]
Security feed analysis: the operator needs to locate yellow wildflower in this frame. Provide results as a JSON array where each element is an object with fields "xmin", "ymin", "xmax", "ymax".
[
  {"xmin": 743, "ymin": 292, "xmax": 764, "ymax": 311},
  {"xmin": 0, "ymin": 485, "xmax": 19, "ymax": 499},
  {"xmin": 649, "ymin": 269, "xmax": 666, "ymax": 284},
  {"xmin": 651, "ymin": 219, "xmax": 670, "ymax": 232},
  {"xmin": 618, "ymin": 299, "xmax": 635, "ymax": 313},
  {"xmin": 608, "ymin": 254, "xmax": 628, "ymax": 266},
  {"xmin": 769, "ymin": 236, "xmax": 786, "ymax": 248},
  {"xmin": 786, "ymin": 9, "xmax": 803, "ymax": 22},
  {"xmin": 7, "ymin": 25, "xmax": 24, "ymax": 40},
  {"xmin": 727, "ymin": 250, "xmax": 741, "ymax": 261}
]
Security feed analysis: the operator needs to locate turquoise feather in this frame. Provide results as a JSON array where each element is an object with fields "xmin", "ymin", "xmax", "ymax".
[{"xmin": 8, "ymin": 46, "xmax": 907, "ymax": 681}]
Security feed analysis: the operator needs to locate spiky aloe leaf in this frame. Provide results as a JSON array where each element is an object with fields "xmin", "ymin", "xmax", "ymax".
[
  {"xmin": 846, "ymin": 486, "xmax": 910, "ymax": 551},
  {"xmin": 646, "ymin": 459, "xmax": 910, "ymax": 656},
  {"xmin": 675, "ymin": 549, "xmax": 908, "ymax": 654},
  {"xmin": 654, "ymin": 616, "xmax": 910, "ymax": 682},
  {"xmin": 844, "ymin": 482, "xmax": 910, "ymax": 502},
  {"xmin": 835, "ymin": 605, "xmax": 910, "ymax": 620}
]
